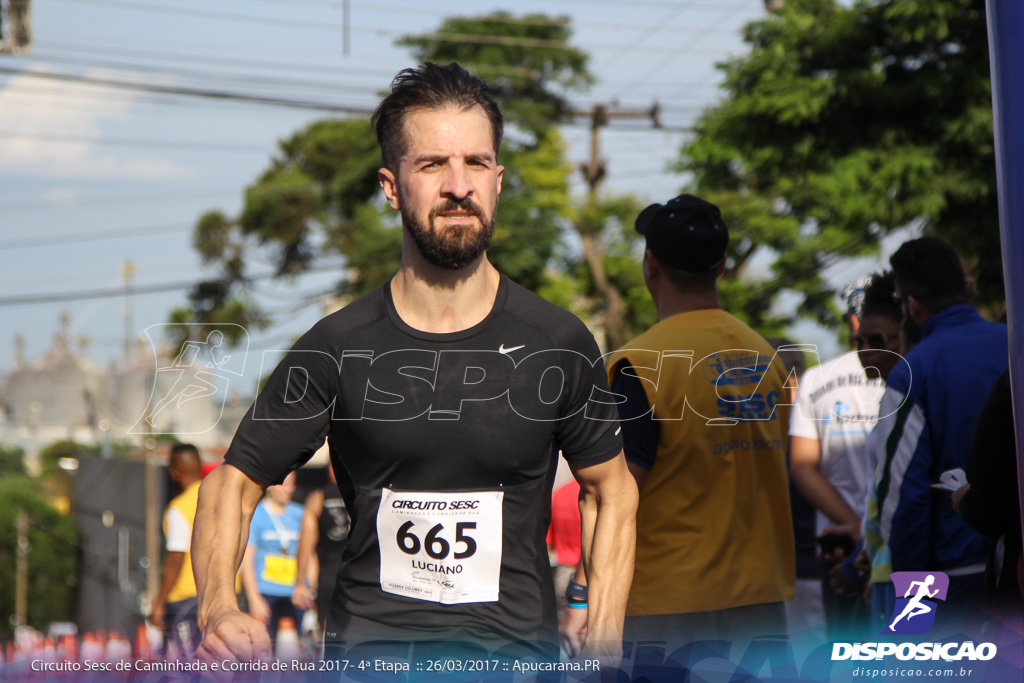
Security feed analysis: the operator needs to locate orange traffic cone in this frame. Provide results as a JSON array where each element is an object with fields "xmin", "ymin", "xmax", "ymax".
[
  {"xmin": 134, "ymin": 624, "xmax": 153, "ymax": 661},
  {"xmin": 275, "ymin": 617, "xmax": 302, "ymax": 660}
]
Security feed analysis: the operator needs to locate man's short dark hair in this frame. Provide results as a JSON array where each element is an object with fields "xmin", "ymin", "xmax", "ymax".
[
  {"xmin": 860, "ymin": 271, "xmax": 901, "ymax": 323},
  {"xmin": 370, "ymin": 62, "xmax": 504, "ymax": 172},
  {"xmin": 170, "ymin": 443, "xmax": 198, "ymax": 457},
  {"xmin": 889, "ymin": 237, "xmax": 969, "ymax": 312}
]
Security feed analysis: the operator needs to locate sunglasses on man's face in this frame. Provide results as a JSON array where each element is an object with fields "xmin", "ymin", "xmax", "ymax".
[{"xmin": 849, "ymin": 332, "xmax": 894, "ymax": 350}]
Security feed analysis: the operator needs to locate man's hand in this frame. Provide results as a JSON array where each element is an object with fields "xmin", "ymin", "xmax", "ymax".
[
  {"xmin": 291, "ymin": 583, "xmax": 316, "ymax": 610},
  {"xmin": 829, "ymin": 562, "xmax": 865, "ymax": 598},
  {"xmin": 951, "ymin": 483, "xmax": 970, "ymax": 515},
  {"xmin": 853, "ymin": 547, "xmax": 871, "ymax": 574},
  {"xmin": 148, "ymin": 602, "xmax": 166, "ymax": 630},
  {"xmin": 818, "ymin": 524, "xmax": 859, "ymax": 563},
  {"xmin": 559, "ymin": 606, "xmax": 588, "ymax": 659},
  {"xmin": 247, "ymin": 594, "xmax": 271, "ymax": 624},
  {"xmin": 196, "ymin": 606, "xmax": 272, "ymax": 664}
]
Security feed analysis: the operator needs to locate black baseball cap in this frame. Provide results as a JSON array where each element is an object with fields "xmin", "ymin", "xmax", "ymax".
[{"xmin": 635, "ymin": 194, "xmax": 729, "ymax": 272}]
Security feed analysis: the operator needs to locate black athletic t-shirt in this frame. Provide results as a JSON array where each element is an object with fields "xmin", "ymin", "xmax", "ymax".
[{"xmin": 225, "ymin": 275, "xmax": 621, "ymax": 655}]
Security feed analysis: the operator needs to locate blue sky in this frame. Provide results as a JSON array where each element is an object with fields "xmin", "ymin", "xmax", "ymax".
[{"xmin": 1, "ymin": 0, "xmax": 884, "ymax": 395}]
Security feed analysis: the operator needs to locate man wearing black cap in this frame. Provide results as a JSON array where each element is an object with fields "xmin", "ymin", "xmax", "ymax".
[{"xmin": 603, "ymin": 194, "xmax": 795, "ymax": 660}]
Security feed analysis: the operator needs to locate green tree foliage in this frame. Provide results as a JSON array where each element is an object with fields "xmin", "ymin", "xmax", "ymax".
[
  {"xmin": 0, "ymin": 443, "xmax": 26, "ymax": 477},
  {"xmin": 679, "ymin": 0, "xmax": 999, "ymax": 330},
  {"xmin": 0, "ymin": 477, "xmax": 80, "ymax": 640}
]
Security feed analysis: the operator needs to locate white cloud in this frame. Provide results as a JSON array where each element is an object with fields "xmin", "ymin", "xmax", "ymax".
[{"xmin": 0, "ymin": 68, "xmax": 197, "ymax": 180}]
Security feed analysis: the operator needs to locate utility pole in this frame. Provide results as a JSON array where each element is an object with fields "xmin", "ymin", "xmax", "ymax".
[
  {"xmin": 574, "ymin": 101, "xmax": 661, "ymax": 351},
  {"xmin": 0, "ymin": 0, "xmax": 32, "ymax": 55},
  {"xmin": 342, "ymin": 0, "xmax": 350, "ymax": 56},
  {"xmin": 144, "ymin": 435, "xmax": 160, "ymax": 612},
  {"xmin": 15, "ymin": 510, "xmax": 28, "ymax": 628},
  {"xmin": 121, "ymin": 261, "xmax": 135, "ymax": 367}
]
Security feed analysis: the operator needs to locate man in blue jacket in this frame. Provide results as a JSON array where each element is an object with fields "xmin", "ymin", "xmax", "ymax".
[{"xmin": 876, "ymin": 237, "xmax": 1008, "ymax": 614}]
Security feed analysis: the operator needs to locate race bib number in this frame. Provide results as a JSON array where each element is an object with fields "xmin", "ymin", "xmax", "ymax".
[
  {"xmin": 376, "ymin": 489, "xmax": 503, "ymax": 605},
  {"xmin": 262, "ymin": 554, "xmax": 297, "ymax": 586}
]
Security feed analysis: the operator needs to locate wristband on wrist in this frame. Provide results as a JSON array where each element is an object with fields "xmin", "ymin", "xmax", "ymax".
[
  {"xmin": 566, "ymin": 601, "xmax": 588, "ymax": 609},
  {"xmin": 565, "ymin": 574, "xmax": 588, "ymax": 603}
]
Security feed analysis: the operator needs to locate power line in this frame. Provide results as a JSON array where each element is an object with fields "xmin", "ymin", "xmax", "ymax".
[
  {"xmin": 0, "ymin": 65, "xmax": 376, "ymax": 115},
  {"xmin": 38, "ymin": 39, "xmax": 725, "ymax": 90},
  {"xmin": 0, "ymin": 85, "xmax": 318, "ymax": 119},
  {"xmin": 41, "ymin": 40, "xmax": 389, "ymax": 78},
  {"xmin": 0, "ymin": 264, "xmax": 346, "ymax": 307},
  {"xmin": 0, "ymin": 188, "xmax": 241, "ymax": 212},
  {"xmin": 0, "ymin": 131, "xmax": 273, "ymax": 154},
  {"xmin": 616, "ymin": 7, "xmax": 738, "ymax": 98},
  {"xmin": 596, "ymin": 0, "xmax": 700, "ymax": 71},
  {"xmin": 0, "ymin": 65, "xmax": 695, "ymax": 133},
  {"xmin": 27, "ymin": 54, "xmax": 388, "ymax": 97},
  {"xmin": 0, "ymin": 222, "xmax": 191, "ymax": 250},
  {"xmin": 51, "ymin": 0, "xmax": 740, "ymax": 57}
]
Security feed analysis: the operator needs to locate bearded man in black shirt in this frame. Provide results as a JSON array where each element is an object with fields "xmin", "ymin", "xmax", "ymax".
[{"xmin": 191, "ymin": 61, "xmax": 637, "ymax": 666}]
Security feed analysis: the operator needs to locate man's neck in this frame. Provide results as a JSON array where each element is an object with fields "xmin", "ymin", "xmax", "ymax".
[
  {"xmin": 390, "ymin": 247, "xmax": 501, "ymax": 334},
  {"xmin": 655, "ymin": 290, "xmax": 721, "ymax": 321}
]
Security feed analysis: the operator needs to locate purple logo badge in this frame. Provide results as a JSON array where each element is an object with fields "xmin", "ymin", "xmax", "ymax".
[{"xmin": 884, "ymin": 571, "xmax": 949, "ymax": 635}]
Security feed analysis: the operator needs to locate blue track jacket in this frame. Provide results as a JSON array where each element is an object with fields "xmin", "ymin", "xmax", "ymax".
[{"xmin": 875, "ymin": 303, "xmax": 1008, "ymax": 573}]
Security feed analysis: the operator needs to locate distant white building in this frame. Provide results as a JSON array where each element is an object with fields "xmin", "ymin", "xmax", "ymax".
[{"xmin": 0, "ymin": 313, "xmax": 243, "ymax": 460}]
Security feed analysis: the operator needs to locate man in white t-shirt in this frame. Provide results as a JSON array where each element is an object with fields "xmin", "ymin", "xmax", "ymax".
[{"xmin": 789, "ymin": 284, "xmax": 886, "ymax": 639}]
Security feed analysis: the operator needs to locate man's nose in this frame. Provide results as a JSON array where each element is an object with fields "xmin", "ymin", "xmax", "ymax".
[{"xmin": 441, "ymin": 162, "xmax": 472, "ymax": 200}]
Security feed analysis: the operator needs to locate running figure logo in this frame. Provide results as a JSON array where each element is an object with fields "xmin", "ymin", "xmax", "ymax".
[
  {"xmin": 884, "ymin": 571, "xmax": 950, "ymax": 635},
  {"xmin": 130, "ymin": 324, "xmax": 248, "ymax": 435}
]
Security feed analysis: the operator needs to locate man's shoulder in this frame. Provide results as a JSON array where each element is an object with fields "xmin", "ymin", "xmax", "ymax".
[
  {"xmin": 502, "ymin": 278, "xmax": 597, "ymax": 349},
  {"xmin": 908, "ymin": 313, "xmax": 1006, "ymax": 369},
  {"xmin": 304, "ymin": 284, "xmax": 389, "ymax": 345},
  {"xmin": 611, "ymin": 309, "xmax": 763, "ymax": 363}
]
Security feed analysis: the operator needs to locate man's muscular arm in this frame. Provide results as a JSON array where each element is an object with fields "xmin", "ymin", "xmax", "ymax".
[
  {"xmin": 571, "ymin": 451, "xmax": 638, "ymax": 659},
  {"xmin": 192, "ymin": 464, "xmax": 269, "ymax": 662}
]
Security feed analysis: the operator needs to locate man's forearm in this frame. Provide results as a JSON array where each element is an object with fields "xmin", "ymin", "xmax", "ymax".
[
  {"xmin": 792, "ymin": 465, "xmax": 860, "ymax": 530},
  {"xmin": 192, "ymin": 465, "xmax": 265, "ymax": 631},
  {"xmin": 154, "ymin": 552, "xmax": 185, "ymax": 610},
  {"xmin": 577, "ymin": 456, "xmax": 638, "ymax": 648}
]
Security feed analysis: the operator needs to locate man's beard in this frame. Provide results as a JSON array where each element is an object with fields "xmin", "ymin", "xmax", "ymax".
[{"xmin": 402, "ymin": 196, "xmax": 496, "ymax": 270}]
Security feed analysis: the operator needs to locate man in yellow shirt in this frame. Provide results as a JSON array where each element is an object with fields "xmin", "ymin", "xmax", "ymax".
[
  {"xmin": 607, "ymin": 195, "xmax": 795, "ymax": 657},
  {"xmin": 150, "ymin": 443, "xmax": 203, "ymax": 659}
]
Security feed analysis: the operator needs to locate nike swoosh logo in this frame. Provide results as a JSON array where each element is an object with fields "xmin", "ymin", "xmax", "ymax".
[{"xmin": 498, "ymin": 344, "xmax": 525, "ymax": 354}]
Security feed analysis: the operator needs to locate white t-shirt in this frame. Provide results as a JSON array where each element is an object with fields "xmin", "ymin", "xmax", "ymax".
[
  {"xmin": 789, "ymin": 352, "xmax": 885, "ymax": 534},
  {"xmin": 165, "ymin": 507, "xmax": 191, "ymax": 553}
]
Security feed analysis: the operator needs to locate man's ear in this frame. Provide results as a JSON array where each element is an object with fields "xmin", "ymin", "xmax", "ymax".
[
  {"xmin": 906, "ymin": 294, "xmax": 926, "ymax": 323},
  {"xmin": 643, "ymin": 250, "xmax": 658, "ymax": 281},
  {"xmin": 379, "ymin": 168, "xmax": 400, "ymax": 210}
]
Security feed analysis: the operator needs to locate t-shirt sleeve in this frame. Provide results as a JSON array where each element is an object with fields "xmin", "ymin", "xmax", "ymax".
[
  {"xmin": 164, "ymin": 507, "xmax": 191, "ymax": 553},
  {"xmin": 554, "ymin": 324, "xmax": 623, "ymax": 468},
  {"xmin": 610, "ymin": 359, "xmax": 659, "ymax": 470},
  {"xmin": 789, "ymin": 366, "xmax": 821, "ymax": 440},
  {"xmin": 224, "ymin": 322, "xmax": 338, "ymax": 486}
]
